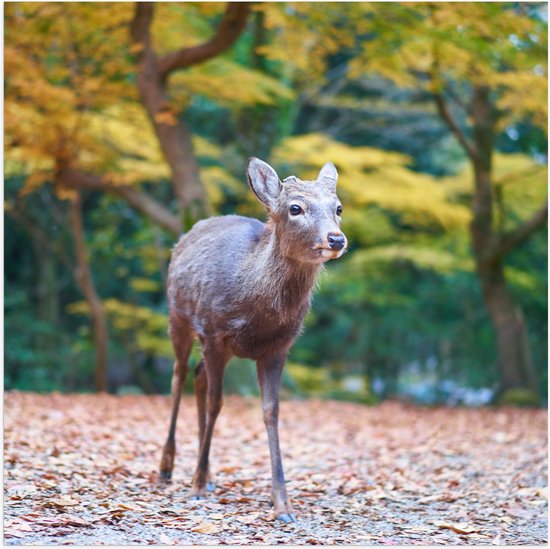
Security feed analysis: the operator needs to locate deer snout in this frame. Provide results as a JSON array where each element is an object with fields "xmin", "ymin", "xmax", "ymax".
[{"xmin": 327, "ymin": 232, "xmax": 346, "ymax": 251}]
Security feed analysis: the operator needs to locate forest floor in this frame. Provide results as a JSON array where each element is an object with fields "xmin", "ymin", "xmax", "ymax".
[{"xmin": 4, "ymin": 392, "xmax": 548, "ymax": 546}]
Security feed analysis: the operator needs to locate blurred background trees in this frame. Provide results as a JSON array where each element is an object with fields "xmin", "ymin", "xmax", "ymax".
[{"xmin": 5, "ymin": 2, "xmax": 547, "ymax": 405}]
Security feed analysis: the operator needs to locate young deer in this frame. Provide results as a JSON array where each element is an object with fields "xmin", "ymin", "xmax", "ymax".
[{"xmin": 159, "ymin": 158, "xmax": 347, "ymax": 523}]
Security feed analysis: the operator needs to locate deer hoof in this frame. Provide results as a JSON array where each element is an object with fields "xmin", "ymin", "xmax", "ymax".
[
  {"xmin": 189, "ymin": 487, "xmax": 207, "ymax": 500},
  {"xmin": 276, "ymin": 513, "xmax": 296, "ymax": 524},
  {"xmin": 159, "ymin": 470, "xmax": 172, "ymax": 482}
]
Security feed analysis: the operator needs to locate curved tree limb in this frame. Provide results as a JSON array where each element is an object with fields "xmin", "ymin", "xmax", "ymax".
[
  {"xmin": 127, "ymin": 2, "xmax": 251, "ymax": 224},
  {"xmin": 158, "ymin": 3, "xmax": 250, "ymax": 80},
  {"xmin": 490, "ymin": 201, "xmax": 548, "ymax": 261},
  {"xmin": 433, "ymin": 92, "xmax": 478, "ymax": 163},
  {"xmin": 57, "ymin": 168, "xmax": 181, "ymax": 236},
  {"xmin": 430, "ymin": 41, "xmax": 478, "ymax": 163}
]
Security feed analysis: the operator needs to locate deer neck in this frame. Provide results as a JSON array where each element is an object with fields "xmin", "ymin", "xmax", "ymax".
[{"xmin": 243, "ymin": 223, "xmax": 322, "ymax": 317}]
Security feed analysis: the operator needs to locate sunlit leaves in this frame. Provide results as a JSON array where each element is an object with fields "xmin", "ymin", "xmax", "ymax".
[
  {"xmin": 171, "ymin": 59, "xmax": 294, "ymax": 109},
  {"xmin": 350, "ymin": 245, "xmax": 474, "ymax": 275},
  {"xmin": 5, "ymin": 2, "xmax": 293, "ymax": 200},
  {"xmin": 274, "ymin": 133, "xmax": 471, "ymax": 232},
  {"xmin": 67, "ymin": 298, "xmax": 172, "ymax": 358},
  {"xmin": 348, "ymin": 3, "xmax": 547, "ymax": 133}
]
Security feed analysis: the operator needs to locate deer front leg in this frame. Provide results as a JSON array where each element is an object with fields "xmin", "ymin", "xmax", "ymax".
[{"xmin": 257, "ymin": 354, "xmax": 296, "ymax": 523}]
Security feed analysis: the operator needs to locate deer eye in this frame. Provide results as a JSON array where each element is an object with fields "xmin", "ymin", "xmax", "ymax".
[
  {"xmin": 336, "ymin": 205, "xmax": 343, "ymax": 216},
  {"xmin": 289, "ymin": 204, "xmax": 304, "ymax": 216}
]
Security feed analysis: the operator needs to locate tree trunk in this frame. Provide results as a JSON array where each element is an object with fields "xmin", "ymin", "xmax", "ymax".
[
  {"xmin": 469, "ymin": 86, "xmax": 536, "ymax": 394},
  {"xmin": 130, "ymin": 3, "xmax": 250, "ymax": 228},
  {"xmin": 477, "ymin": 259, "xmax": 535, "ymax": 392},
  {"xmin": 130, "ymin": 3, "xmax": 211, "ymax": 228},
  {"xmin": 33, "ymin": 237, "xmax": 60, "ymax": 341},
  {"xmin": 136, "ymin": 57, "xmax": 210, "ymax": 226},
  {"xmin": 69, "ymin": 192, "xmax": 109, "ymax": 393}
]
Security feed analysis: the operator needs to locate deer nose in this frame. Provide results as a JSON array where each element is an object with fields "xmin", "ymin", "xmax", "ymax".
[{"xmin": 327, "ymin": 232, "xmax": 346, "ymax": 251}]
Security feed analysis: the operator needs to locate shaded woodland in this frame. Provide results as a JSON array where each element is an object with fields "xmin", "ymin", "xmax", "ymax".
[{"xmin": 4, "ymin": 2, "xmax": 548, "ymax": 404}]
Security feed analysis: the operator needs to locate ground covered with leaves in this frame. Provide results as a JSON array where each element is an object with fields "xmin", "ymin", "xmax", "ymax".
[{"xmin": 4, "ymin": 392, "xmax": 548, "ymax": 545}]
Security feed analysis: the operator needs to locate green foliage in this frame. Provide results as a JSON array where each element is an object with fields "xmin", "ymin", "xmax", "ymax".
[
  {"xmin": 4, "ymin": 2, "xmax": 547, "ymax": 403},
  {"xmin": 497, "ymin": 388, "xmax": 541, "ymax": 407},
  {"xmin": 5, "ymin": 291, "xmax": 94, "ymax": 392}
]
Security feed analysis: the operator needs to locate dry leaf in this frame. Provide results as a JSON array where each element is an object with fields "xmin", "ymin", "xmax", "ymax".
[
  {"xmin": 48, "ymin": 497, "xmax": 80, "ymax": 507},
  {"xmin": 117, "ymin": 502, "xmax": 142, "ymax": 511},
  {"xmin": 192, "ymin": 521, "xmax": 221, "ymax": 534},
  {"xmin": 235, "ymin": 512, "xmax": 261, "ymax": 524},
  {"xmin": 433, "ymin": 521, "xmax": 479, "ymax": 535},
  {"xmin": 64, "ymin": 515, "xmax": 92, "ymax": 527},
  {"xmin": 3, "ymin": 393, "xmax": 547, "ymax": 545}
]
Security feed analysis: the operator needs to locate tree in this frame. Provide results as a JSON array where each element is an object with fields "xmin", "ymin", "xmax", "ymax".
[
  {"xmin": 69, "ymin": 192, "xmax": 108, "ymax": 392},
  {"xmin": 5, "ymin": 3, "xmax": 253, "ymax": 391},
  {"xmin": 349, "ymin": 2, "xmax": 547, "ymax": 398},
  {"xmin": 128, "ymin": 2, "xmax": 250, "ymax": 225},
  {"xmin": 5, "ymin": 1, "xmax": 547, "ymax": 401}
]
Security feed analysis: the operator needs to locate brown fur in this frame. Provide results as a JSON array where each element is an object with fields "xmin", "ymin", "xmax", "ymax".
[{"xmin": 159, "ymin": 158, "xmax": 347, "ymax": 522}]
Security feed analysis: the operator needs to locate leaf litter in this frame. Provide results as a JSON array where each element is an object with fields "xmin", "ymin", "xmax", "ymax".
[{"xmin": 3, "ymin": 391, "xmax": 548, "ymax": 545}]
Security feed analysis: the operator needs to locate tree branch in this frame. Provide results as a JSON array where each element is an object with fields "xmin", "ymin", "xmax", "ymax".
[
  {"xmin": 433, "ymin": 92, "xmax": 478, "ymax": 162},
  {"xmin": 57, "ymin": 168, "xmax": 181, "ymax": 236},
  {"xmin": 430, "ymin": 41, "xmax": 478, "ymax": 163},
  {"xmin": 490, "ymin": 201, "xmax": 548, "ymax": 260},
  {"xmin": 158, "ymin": 3, "xmax": 250, "ymax": 79}
]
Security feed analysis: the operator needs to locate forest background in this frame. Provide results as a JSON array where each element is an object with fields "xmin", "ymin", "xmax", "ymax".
[{"xmin": 4, "ymin": 1, "xmax": 548, "ymax": 406}]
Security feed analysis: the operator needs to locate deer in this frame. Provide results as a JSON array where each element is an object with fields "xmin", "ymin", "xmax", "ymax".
[{"xmin": 159, "ymin": 157, "xmax": 347, "ymax": 523}]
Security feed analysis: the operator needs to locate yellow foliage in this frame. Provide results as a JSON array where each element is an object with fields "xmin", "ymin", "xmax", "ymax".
[
  {"xmin": 350, "ymin": 246, "xmax": 473, "ymax": 274},
  {"xmin": 495, "ymin": 71, "xmax": 548, "ymax": 130},
  {"xmin": 170, "ymin": 58, "xmax": 294, "ymax": 108},
  {"xmin": 5, "ymin": 2, "xmax": 136, "ymax": 184},
  {"xmin": 67, "ymin": 298, "xmax": 172, "ymax": 357},
  {"xmin": 258, "ymin": 3, "xmax": 356, "ymax": 87},
  {"xmin": 274, "ymin": 133, "xmax": 471, "ymax": 231},
  {"xmin": 347, "ymin": 3, "xmax": 546, "ymax": 132},
  {"xmin": 201, "ymin": 166, "xmax": 244, "ymax": 208},
  {"xmin": 129, "ymin": 278, "xmax": 162, "ymax": 293},
  {"xmin": 152, "ymin": 3, "xmax": 226, "ymax": 56},
  {"xmin": 441, "ymin": 153, "xmax": 548, "ymax": 232}
]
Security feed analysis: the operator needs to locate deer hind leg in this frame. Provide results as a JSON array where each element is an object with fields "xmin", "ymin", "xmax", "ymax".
[
  {"xmin": 159, "ymin": 314, "xmax": 194, "ymax": 481},
  {"xmin": 190, "ymin": 344, "xmax": 229, "ymax": 499},
  {"xmin": 194, "ymin": 360, "xmax": 215, "ymax": 491}
]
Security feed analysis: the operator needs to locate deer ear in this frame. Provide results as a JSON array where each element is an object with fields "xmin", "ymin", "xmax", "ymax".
[
  {"xmin": 247, "ymin": 157, "xmax": 281, "ymax": 210},
  {"xmin": 318, "ymin": 162, "xmax": 338, "ymax": 193}
]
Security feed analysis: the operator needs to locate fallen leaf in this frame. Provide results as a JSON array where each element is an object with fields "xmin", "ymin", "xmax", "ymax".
[
  {"xmin": 4, "ymin": 519, "xmax": 33, "ymax": 532},
  {"xmin": 235, "ymin": 512, "xmax": 261, "ymax": 524},
  {"xmin": 117, "ymin": 502, "xmax": 142, "ymax": 511},
  {"xmin": 64, "ymin": 515, "xmax": 93, "ymax": 527},
  {"xmin": 433, "ymin": 521, "xmax": 479, "ymax": 534},
  {"xmin": 48, "ymin": 497, "xmax": 80, "ymax": 507},
  {"xmin": 192, "ymin": 521, "xmax": 221, "ymax": 534}
]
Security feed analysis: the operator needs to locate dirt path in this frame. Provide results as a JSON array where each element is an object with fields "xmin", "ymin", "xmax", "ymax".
[{"xmin": 4, "ymin": 392, "xmax": 548, "ymax": 545}]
